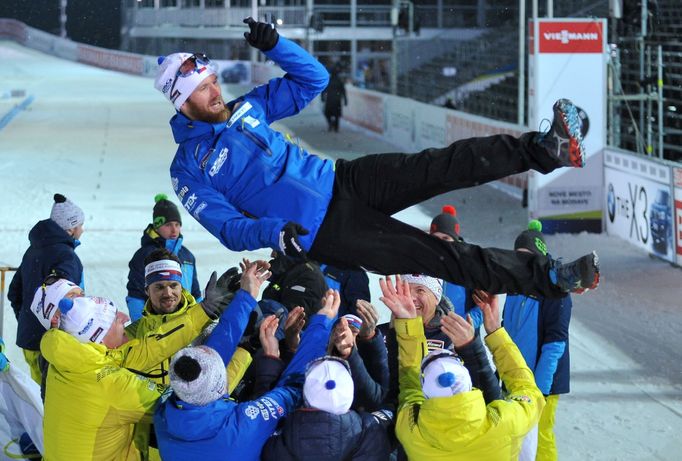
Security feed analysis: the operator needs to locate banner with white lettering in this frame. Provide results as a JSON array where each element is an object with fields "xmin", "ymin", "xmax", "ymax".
[
  {"xmin": 604, "ymin": 149, "xmax": 674, "ymax": 262},
  {"xmin": 528, "ymin": 18, "xmax": 607, "ymax": 234}
]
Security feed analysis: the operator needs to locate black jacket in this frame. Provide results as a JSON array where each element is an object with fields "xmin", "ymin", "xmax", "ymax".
[
  {"xmin": 8, "ymin": 219, "xmax": 83, "ymax": 350},
  {"xmin": 261, "ymin": 409, "xmax": 391, "ymax": 461}
]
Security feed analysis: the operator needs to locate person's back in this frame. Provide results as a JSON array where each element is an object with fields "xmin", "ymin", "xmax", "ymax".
[
  {"xmin": 377, "ymin": 276, "xmax": 544, "ymax": 461},
  {"xmin": 9, "ymin": 194, "xmax": 84, "ymax": 382},
  {"xmin": 41, "ymin": 297, "xmax": 162, "ymax": 460}
]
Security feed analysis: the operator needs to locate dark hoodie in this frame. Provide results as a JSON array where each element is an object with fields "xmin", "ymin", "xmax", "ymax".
[
  {"xmin": 8, "ymin": 219, "xmax": 83, "ymax": 350},
  {"xmin": 261, "ymin": 409, "xmax": 391, "ymax": 461}
]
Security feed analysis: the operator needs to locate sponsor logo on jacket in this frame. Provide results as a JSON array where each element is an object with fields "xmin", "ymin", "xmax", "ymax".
[{"xmin": 209, "ymin": 148, "xmax": 229, "ymax": 177}]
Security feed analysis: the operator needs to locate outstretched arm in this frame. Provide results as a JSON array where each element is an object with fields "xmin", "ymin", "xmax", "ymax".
[{"xmin": 173, "ymin": 168, "xmax": 287, "ymax": 252}]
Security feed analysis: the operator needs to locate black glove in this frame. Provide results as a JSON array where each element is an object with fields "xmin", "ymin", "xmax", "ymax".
[
  {"xmin": 278, "ymin": 222, "xmax": 309, "ymax": 260},
  {"xmin": 217, "ymin": 266, "xmax": 241, "ymax": 293},
  {"xmin": 243, "ymin": 17, "xmax": 279, "ymax": 52},
  {"xmin": 201, "ymin": 271, "xmax": 233, "ymax": 319}
]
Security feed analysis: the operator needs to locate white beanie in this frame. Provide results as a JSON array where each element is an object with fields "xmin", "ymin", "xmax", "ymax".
[
  {"xmin": 154, "ymin": 53, "xmax": 216, "ymax": 110},
  {"xmin": 170, "ymin": 346, "xmax": 226, "ymax": 406},
  {"xmin": 303, "ymin": 357, "xmax": 354, "ymax": 415},
  {"xmin": 58, "ymin": 296, "xmax": 117, "ymax": 344},
  {"xmin": 30, "ymin": 279, "xmax": 80, "ymax": 330},
  {"xmin": 421, "ymin": 349, "xmax": 472, "ymax": 399},
  {"xmin": 401, "ymin": 274, "xmax": 443, "ymax": 302},
  {"xmin": 50, "ymin": 193, "xmax": 84, "ymax": 231}
]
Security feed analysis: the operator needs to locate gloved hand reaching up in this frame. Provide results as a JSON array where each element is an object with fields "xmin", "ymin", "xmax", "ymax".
[{"xmin": 243, "ymin": 17, "xmax": 279, "ymax": 52}]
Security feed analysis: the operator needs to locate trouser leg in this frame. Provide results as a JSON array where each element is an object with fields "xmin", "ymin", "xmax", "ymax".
[
  {"xmin": 309, "ymin": 197, "xmax": 564, "ymax": 298},
  {"xmin": 336, "ymin": 132, "xmax": 558, "ymax": 215}
]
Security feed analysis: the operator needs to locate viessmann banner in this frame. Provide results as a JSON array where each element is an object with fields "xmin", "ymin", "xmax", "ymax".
[
  {"xmin": 604, "ymin": 149, "xmax": 674, "ymax": 263},
  {"xmin": 528, "ymin": 18, "xmax": 607, "ymax": 234}
]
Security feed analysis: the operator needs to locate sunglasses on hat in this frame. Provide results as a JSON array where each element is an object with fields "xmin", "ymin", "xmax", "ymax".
[
  {"xmin": 170, "ymin": 52, "xmax": 212, "ymax": 96},
  {"xmin": 305, "ymin": 355, "xmax": 352, "ymax": 377}
]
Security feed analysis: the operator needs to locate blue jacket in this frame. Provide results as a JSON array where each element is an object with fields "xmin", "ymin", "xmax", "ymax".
[
  {"xmin": 126, "ymin": 224, "xmax": 201, "ymax": 321},
  {"xmin": 261, "ymin": 408, "xmax": 391, "ymax": 461},
  {"xmin": 154, "ymin": 290, "xmax": 333, "ymax": 461},
  {"xmin": 443, "ymin": 282, "xmax": 483, "ymax": 329},
  {"xmin": 8, "ymin": 219, "xmax": 83, "ymax": 350},
  {"xmin": 169, "ymin": 37, "xmax": 333, "ymax": 253},
  {"xmin": 320, "ymin": 264, "xmax": 370, "ymax": 317},
  {"xmin": 503, "ymin": 294, "xmax": 572, "ymax": 395}
]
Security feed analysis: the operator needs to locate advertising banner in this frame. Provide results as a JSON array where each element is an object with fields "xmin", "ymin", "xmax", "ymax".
[
  {"xmin": 528, "ymin": 18, "xmax": 607, "ymax": 233},
  {"xmin": 604, "ymin": 149, "xmax": 674, "ymax": 262},
  {"xmin": 673, "ymin": 167, "xmax": 682, "ymax": 265}
]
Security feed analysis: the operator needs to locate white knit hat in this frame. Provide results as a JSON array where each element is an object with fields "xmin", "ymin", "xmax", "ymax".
[
  {"xmin": 154, "ymin": 53, "xmax": 216, "ymax": 110},
  {"xmin": 58, "ymin": 296, "xmax": 118, "ymax": 344},
  {"xmin": 303, "ymin": 357, "xmax": 354, "ymax": 415},
  {"xmin": 421, "ymin": 349, "xmax": 472, "ymax": 399},
  {"xmin": 401, "ymin": 274, "xmax": 444, "ymax": 302},
  {"xmin": 50, "ymin": 193, "xmax": 84, "ymax": 231},
  {"xmin": 30, "ymin": 279, "xmax": 80, "ymax": 330},
  {"xmin": 170, "ymin": 346, "xmax": 226, "ymax": 406}
]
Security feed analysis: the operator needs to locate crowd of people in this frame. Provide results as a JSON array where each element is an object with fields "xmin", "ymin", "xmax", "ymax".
[{"xmin": 2, "ymin": 17, "xmax": 595, "ymax": 460}]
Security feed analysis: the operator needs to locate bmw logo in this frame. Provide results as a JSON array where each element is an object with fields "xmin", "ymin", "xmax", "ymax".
[{"xmin": 607, "ymin": 183, "xmax": 616, "ymax": 223}]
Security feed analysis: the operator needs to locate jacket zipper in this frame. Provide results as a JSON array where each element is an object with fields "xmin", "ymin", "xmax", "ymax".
[{"xmin": 238, "ymin": 122, "xmax": 273, "ymax": 156}]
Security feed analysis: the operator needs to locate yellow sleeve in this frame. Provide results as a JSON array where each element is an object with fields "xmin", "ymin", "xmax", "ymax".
[
  {"xmin": 485, "ymin": 328, "xmax": 545, "ymax": 435},
  {"xmin": 115, "ymin": 304, "xmax": 211, "ymax": 371},
  {"xmin": 105, "ymin": 367, "xmax": 166, "ymax": 426},
  {"xmin": 395, "ymin": 317, "xmax": 429, "ymax": 410},
  {"xmin": 226, "ymin": 346, "xmax": 252, "ymax": 393}
]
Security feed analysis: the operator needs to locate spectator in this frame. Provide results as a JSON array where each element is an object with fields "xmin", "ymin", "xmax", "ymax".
[
  {"xmin": 503, "ymin": 220, "xmax": 573, "ymax": 461},
  {"xmin": 41, "ymin": 296, "xmax": 162, "ymax": 459},
  {"xmin": 8, "ymin": 193, "xmax": 85, "ymax": 383},
  {"xmin": 154, "ymin": 272, "xmax": 340, "ymax": 461},
  {"xmin": 261, "ymin": 356, "xmax": 392, "ymax": 460},
  {"xmin": 443, "ymin": 98, "xmax": 457, "ymax": 110},
  {"xmin": 380, "ymin": 276, "xmax": 544, "ymax": 460},
  {"xmin": 321, "ymin": 70, "xmax": 347, "ymax": 132},
  {"xmin": 126, "ymin": 193, "xmax": 201, "ymax": 321},
  {"xmin": 154, "ymin": 17, "xmax": 599, "ymax": 303},
  {"xmin": 429, "ymin": 204, "xmax": 500, "ymax": 402},
  {"xmin": 328, "ymin": 311, "xmax": 390, "ymax": 411},
  {"xmin": 126, "ymin": 248, "xmax": 252, "ymax": 461}
]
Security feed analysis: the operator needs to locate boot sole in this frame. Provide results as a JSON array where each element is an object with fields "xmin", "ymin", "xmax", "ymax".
[{"xmin": 557, "ymin": 100, "xmax": 586, "ymax": 168}]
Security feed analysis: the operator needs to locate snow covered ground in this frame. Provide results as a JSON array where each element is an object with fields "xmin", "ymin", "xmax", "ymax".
[{"xmin": 1, "ymin": 41, "xmax": 681, "ymax": 460}]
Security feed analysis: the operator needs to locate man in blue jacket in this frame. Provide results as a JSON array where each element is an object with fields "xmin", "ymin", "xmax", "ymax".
[
  {"xmin": 126, "ymin": 193, "xmax": 202, "ymax": 321},
  {"xmin": 8, "ymin": 193, "xmax": 85, "ymax": 383},
  {"xmin": 154, "ymin": 17, "xmax": 599, "ymax": 300},
  {"xmin": 154, "ymin": 261, "xmax": 341, "ymax": 461},
  {"xmin": 503, "ymin": 220, "xmax": 572, "ymax": 461}
]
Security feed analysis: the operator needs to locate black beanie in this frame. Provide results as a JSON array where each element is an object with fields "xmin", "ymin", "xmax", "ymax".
[
  {"xmin": 514, "ymin": 220, "xmax": 548, "ymax": 256},
  {"xmin": 430, "ymin": 205, "xmax": 461, "ymax": 241},
  {"xmin": 153, "ymin": 193, "xmax": 182, "ymax": 228}
]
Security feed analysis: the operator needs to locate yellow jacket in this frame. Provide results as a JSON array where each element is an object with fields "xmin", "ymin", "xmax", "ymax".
[
  {"xmin": 41, "ymin": 330, "xmax": 163, "ymax": 461},
  {"xmin": 395, "ymin": 317, "xmax": 544, "ymax": 461},
  {"xmin": 124, "ymin": 290, "xmax": 252, "ymax": 461}
]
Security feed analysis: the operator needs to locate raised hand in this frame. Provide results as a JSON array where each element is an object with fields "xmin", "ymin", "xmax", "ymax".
[
  {"xmin": 243, "ymin": 17, "xmax": 279, "ymax": 52},
  {"xmin": 277, "ymin": 222, "xmax": 309, "ymax": 260},
  {"xmin": 440, "ymin": 311, "xmax": 474, "ymax": 348},
  {"xmin": 284, "ymin": 306, "xmax": 306, "ymax": 352},
  {"xmin": 259, "ymin": 314, "xmax": 281, "ymax": 358},
  {"xmin": 472, "ymin": 289, "xmax": 501, "ymax": 335},
  {"xmin": 379, "ymin": 275, "xmax": 417, "ymax": 319},
  {"xmin": 317, "ymin": 289, "xmax": 341, "ymax": 320},
  {"xmin": 356, "ymin": 299, "xmax": 379, "ymax": 340},
  {"xmin": 239, "ymin": 258, "xmax": 271, "ymax": 299},
  {"xmin": 331, "ymin": 317, "xmax": 355, "ymax": 358}
]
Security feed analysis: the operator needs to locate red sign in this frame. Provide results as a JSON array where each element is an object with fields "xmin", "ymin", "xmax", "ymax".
[{"xmin": 539, "ymin": 21, "xmax": 603, "ymax": 54}]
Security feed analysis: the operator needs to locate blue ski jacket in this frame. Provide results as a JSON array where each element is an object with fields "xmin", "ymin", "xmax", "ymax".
[
  {"xmin": 502, "ymin": 294, "xmax": 572, "ymax": 395},
  {"xmin": 8, "ymin": 219, "xmax": 83, "ymax": 350},
  {"xmin": 154, "ymin": 288, "xmax": 333, "ymax": 461},
  {"xmin": 169, "ymin": 37, "xmax": 333, "ymax": 253}
]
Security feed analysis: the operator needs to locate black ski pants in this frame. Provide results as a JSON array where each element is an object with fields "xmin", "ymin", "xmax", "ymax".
[{"xmin": 308, "ymin": 132, "xmax": 566, "ymax": 298}]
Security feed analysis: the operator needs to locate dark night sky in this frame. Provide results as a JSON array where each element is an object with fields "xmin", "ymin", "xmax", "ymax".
[{"xmin": 0, "ymin": 0, "xmax": 121, "ymax": 49}]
